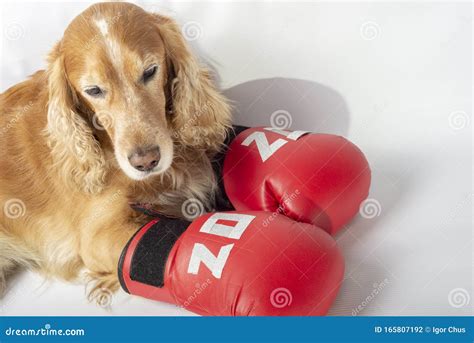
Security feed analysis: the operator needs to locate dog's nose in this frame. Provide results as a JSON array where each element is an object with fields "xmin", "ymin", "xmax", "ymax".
[{"xmin": 128, "ymin": 146, "xmax": 160, "ymax": 172}]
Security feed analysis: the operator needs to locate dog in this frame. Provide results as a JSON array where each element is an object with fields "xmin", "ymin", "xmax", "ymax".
[{"xmin": 0, "ymin": 2, "xmax": 231, "ymax": 303}]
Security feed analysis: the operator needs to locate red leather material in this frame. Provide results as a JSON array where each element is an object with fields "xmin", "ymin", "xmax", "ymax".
[
  {"xmin": 223, "ymin": 127, "xmax": 371, "ymax": 235},
  {"xmin": 121, "ymin": 211, "xmax": 344, "ymax": 316}
]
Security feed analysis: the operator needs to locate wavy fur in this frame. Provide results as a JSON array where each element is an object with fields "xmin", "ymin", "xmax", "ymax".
[{"xmin": 0, "ymin": 2, "xmax": 231, "ymax": 304}]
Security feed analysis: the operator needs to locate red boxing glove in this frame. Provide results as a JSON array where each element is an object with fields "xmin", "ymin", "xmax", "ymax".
[
  {"xmin": 222, "ymin": 127, "xmax": 371, "ymax": 235},
  {"xmin": 119, "ymin": 211, "xmax": 344, "ymax": 316}
]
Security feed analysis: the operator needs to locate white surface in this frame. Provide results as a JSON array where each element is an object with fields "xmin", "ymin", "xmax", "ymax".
[{"xmin": 0, "ymin": 1, "xmax": 472, "ymax": 316}]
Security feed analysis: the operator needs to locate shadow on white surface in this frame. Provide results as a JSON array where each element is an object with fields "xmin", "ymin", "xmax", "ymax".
[
  {"xmin": 329, "ymin": 156, "xmax": 415, "ymax": 316},
  {"xmin": 223, "ymin": 78, "xmax": 350, "ymax": 136}
]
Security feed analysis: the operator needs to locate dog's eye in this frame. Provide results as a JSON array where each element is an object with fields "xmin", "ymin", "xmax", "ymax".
[
  {"xmin": 142, "ymin": 65, "xmax": 158, "ymax": 83},
  {"xmin": 84, "ymin": 86, "xmax": 104, "ymax": 97}
]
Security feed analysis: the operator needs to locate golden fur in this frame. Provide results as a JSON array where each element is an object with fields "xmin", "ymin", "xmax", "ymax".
[{"xmin": 0, "ymin": 2, "xmax": 231, "ymax": 302}]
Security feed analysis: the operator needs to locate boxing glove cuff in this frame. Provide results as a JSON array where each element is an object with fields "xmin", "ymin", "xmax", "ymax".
[{"xmin": 118, "ymin": 217, "xmax": 190, "ymax": 303}]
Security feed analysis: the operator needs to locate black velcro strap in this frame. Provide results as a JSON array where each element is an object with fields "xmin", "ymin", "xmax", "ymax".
[
  {"xmin": 212, "ymin": 125, "xmax": 249, "ymax": 211},
  {"xmin": 118, "ymin": 217, "xmax": 191, "ymax": 292}
]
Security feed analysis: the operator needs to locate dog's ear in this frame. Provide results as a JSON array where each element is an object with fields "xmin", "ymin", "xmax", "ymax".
[
  {"xmin": 153, "ymin": 14, "xmax": 231, "ymax": 153},
  {"xmin": 46, "ymin": 42, "xmax": 106, "ymax": 194}
]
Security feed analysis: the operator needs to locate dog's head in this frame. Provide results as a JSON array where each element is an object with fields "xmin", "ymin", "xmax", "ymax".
[{"xmin": 46, "ymin": 2, "xmax": 230, "ymax": 192}]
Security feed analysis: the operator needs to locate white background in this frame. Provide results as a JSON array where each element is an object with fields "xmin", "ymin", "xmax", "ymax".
[{"xmin": 0, "ymin": 1, "xmax": 472, "ymax": 316}]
